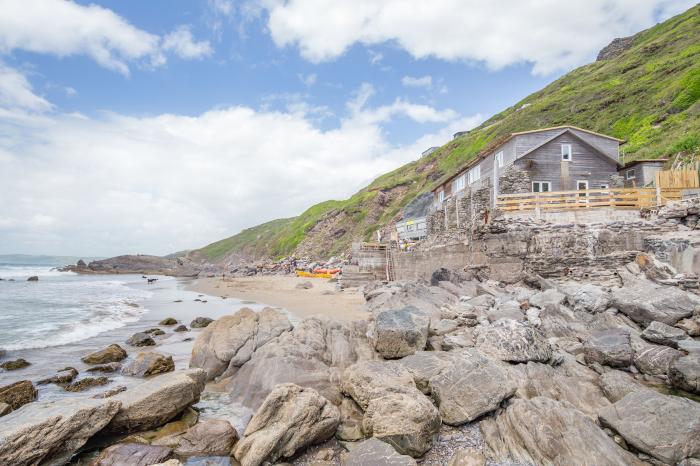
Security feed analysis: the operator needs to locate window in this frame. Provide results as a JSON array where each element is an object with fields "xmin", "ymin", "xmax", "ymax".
[
  {"xmin": 561, "ymin": 144, "xmax": 572, "ymax": 161},
  {"xmin": 468, "ymin": 165, "xmax": 481, "ymax": 184},
  {"xmin": 407, "ymin": 223, "xmax": 415, "ymax": 231},
  {"xmin": 532, "ymin": 181, "xmax": 551, "ymax": 193},
  {"xmin": 625, "ymin": 169, "xmax": 636, "ymax": 180},
  {"xmin": 452, "ymin": 174, "xmax": 466, "ymax": 193},
  {"xmin": 600, "ymin": 184, "xmax": 609, "ymax": 189},
  {"xmin": 438, "ymin": 190, "xmax": 445, "ymax": 202},
  {"xmin": 495, "ymin": 151, "xmax": 504, "ymax": 168}
]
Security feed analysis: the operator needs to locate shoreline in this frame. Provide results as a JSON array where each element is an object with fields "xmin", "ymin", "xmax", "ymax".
[{"xmin": 187, "ymin": 275, "xmax": 369, "ymax": 322}]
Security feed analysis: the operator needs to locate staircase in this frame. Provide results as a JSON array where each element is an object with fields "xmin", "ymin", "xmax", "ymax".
[
  {"xmin": 385, "ymin": 244, "xmax": 396, "ymax": 282},
  {"xmin": 339, "ymin": 264, "xmax": 376, "ymax": 289}
]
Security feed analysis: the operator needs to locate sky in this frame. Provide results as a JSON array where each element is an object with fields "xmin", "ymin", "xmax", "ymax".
[{"xmin": 0, "ymin": 0, "xmax": 695, "ymax": 257}]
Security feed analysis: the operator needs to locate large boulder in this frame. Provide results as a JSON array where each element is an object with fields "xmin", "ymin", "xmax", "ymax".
[
  {"xmin": 598, "ymin": 370, "xmax": 647, "ymax": 403},
  {"xmin": 400, "ymin": 350, "xmax": 516, "ymax": 425},
  {"xmin": 342, "ymin": 360, "xmax": 416, "ymax": 409},
  {"xmin": 633, "ymin": 342, "xmax": 681, "ymax": 376},
  {"xmin": 669, "ymin": 353, "xmax": 700, "ymax": 394},
  {"xmin": 175, "ymin": 419, "xmax": 238, "ymax": 457},
  {"xmin": 641, "ymin": 321, "xmax": 688, "ymax": 348},
  {"xmin": 474, "ymin": 319, "xmax": 552, "ymax": 363},
  {"xmin": 611, "ymin": 278, "xmax": 700, "ymax": 326},
  {"xmin": 189, "ymin": 307, "xmax": 292, "ymax": 381},
  {"xmin": 529, "ymin": 288, "xmax": 566, "ymax": 312},
  {"xmin": 362, "ymin": 392, "xmax": 441, "ymax": 458},
  {"xmin": 190, "ymin": 316, "xmax": 213, "ymax": 328},
  {"xmin": 369, "ymin": 306, "xmax": 430, "ymax": 359},
  {"xmin": 481, "ymin": 397, "xmax": 643, "ymax": 466},
  {"xmin": 344, "ymin": 437, "xmax": 417, "ymax": 465},
  {"xmin": 233, "ymin": 384, "xmax": 339, "ymax": 466},
  {"xmin": 512, "ymin": 355, "xmax": 610, "ymax": 418},
  {"xmin": 92, "ymin": 443, "xmax": 173, "ymax": 466},
  {"xmin": 583, "ymin": 328, "xmax": 632, "ymax": 368},
  {"xmin": 226, "ymin": 317, "xmax": 375, "ymax": 410},
  {"xmin": 566, "ymin": 283, "xmax": 611, "ymax": 313},
  {"xmin": 0, "ymin": 380, "xmax": 37, "ymax": 411},
  {"xmin": 342, "ymin": 360, "xmax": 440, "ymax": 457},
  {"xmin": 105, "ymin": 369, "xmax": 205, "ymax": 433},
  {"xmin": 0, "ymin": 397, "xmax": 121, "ymax": 466},
  {"xmin": 122, "ymin": 352, "xmax": 175, "ymax": 377},
  {"xmin": 126, "ymin": 332, "xmax": 156, "ymax": 347},
  {"xmin": 598, "ymin": 390, "xmax": 700, "ymax": 464}
]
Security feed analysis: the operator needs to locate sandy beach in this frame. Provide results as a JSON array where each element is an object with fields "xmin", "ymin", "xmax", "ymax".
[{"xmin": 188, "ymin": 275, "xmax": 368, "ymax": 322}]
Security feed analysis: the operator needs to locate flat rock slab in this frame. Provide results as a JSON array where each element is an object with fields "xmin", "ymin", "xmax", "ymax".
[
  {"xmin": 481, "ymin": 396, "xmax": 644, "ymax": 466},
  {"xmin": 583, "ymin": 328, "xmax": 632, "ymax": 368},
  {"xmin": 633, "ymin": 342, "xmax": 681, "ymax": 376},
  {"xmin": 344, "ymin": 438, "xmax": 417, "ymax": 466},
  {"xmin": 642, "ymin": 321, "xmax": 688, "ymax": 348},
  {"xmin": 401, "ymin": 350, "xmax": 516, "ymax": 425},
  {"xmin": 474, "ymin": 319, "xmax": 552, "ymax": 363},
  {"xmin": 93, "ymin": 443, "xmax": 174, "ymax": 466},
  {"xmin": 612, "ymin": 279, "xmax": 700, "ymax": 326},
  {"xmin": 598, "ymin": 389, "xmax": 700, "ymax": 464},
  {"xmin": 0, "ymin": 397, "xmax": 121, "ymax": 466},
  {"xmin": 106, "ymin": 369, "xmax": 206, "ymax": 433},
  {"xmin": 175, "ymin": 419, "xmax": 238, "ymax": 457}
]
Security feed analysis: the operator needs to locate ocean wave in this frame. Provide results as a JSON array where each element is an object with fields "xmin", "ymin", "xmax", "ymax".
[
  {"xmin": 1, "ymin": 300, "xmax": 148, "ymax": 351},
  {"xmin": 0, "ymin": 265, "xmax": 74, "ymax": 279}
]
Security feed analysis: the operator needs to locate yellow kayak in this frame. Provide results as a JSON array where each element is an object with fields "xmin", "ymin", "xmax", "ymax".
[{"xmin": 295, "ymin": 270, "xmax": 335, "ymax": 278}]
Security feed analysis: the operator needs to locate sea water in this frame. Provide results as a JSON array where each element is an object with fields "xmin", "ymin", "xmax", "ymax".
[{"xmin": 0, "ymin": 260, "xmax": 151, "ymax": 351}]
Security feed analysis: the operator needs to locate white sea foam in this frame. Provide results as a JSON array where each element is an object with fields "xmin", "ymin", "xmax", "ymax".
[{"xmin": 0, "ymin": 266, "xmax": 152, "ymax": 350}]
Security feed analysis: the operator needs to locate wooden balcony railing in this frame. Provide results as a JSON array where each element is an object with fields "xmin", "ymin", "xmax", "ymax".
[{"xmin": 496, "ymin": 187, "xmax": 684, "ymax": 212}]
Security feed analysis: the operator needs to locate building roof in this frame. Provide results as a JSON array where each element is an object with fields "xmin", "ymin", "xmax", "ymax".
[
  {"xmin": 511, "ymin": 125, "xmax": 626, "ymax": 143},
  {"xmin": 433, "ymin": 126, "xmax": 623, "ymax": 193},
  {"xmin": 621, "ymin": 158, "xmax": 668, "ymax": 169}
]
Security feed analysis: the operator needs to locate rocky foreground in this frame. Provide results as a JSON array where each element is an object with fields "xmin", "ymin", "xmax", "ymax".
[{"xmin": 1, "ymin": 252, "xmax": 700, "ymax": 466}]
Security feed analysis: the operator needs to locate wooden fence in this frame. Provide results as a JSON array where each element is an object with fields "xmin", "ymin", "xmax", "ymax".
[
  {"xmin": 496, "ymin": 187, "xmax": 683, "ymax": 212},
  {"xmin": 656, "ymin": 169, "xmax": 699, "ymax": 189}
]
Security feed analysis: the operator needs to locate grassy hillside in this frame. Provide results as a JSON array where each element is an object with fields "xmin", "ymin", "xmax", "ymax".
[{"xmin": 196, "ymin": 4, "xmax": 700, "ymax": 263}]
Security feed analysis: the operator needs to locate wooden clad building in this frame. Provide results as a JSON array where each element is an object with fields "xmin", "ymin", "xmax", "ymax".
[{"xmin": 433, "ymin": 126, "xmax": 625, "ymax": 207}]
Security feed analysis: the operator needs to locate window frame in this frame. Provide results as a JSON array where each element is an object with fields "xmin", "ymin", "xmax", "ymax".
[
  {"xmin": 532, "ymin": 181, "xmax": 551, "ymax": 193},
  {"xmin": 561, "ymin": 144, "xmax": 572, "ymax": 161},
  {"xmin": 437, "ymin": 190, "xmax": 445, "ymax": 202},
  {"xmin": 452, "ymin": 174, "xmax": 466, "ymax": 193},
  {"xmin": 468, "ymin": 164, "xmax": 481, "ymax": 184},
  {"xmin": 625, "ymin": 169, "xmax": 636, "ymax": 180},
  {"xmin": 495, "ymin": 151, "xmax": 504, "ymax": 168}
]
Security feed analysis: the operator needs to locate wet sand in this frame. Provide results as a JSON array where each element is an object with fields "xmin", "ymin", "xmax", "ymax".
[{"xmin": 188, "ymin": 275, "xmax": 368, "ymax": 322}]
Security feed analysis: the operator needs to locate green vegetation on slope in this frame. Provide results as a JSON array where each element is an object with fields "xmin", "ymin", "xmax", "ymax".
[{"xmin": 196, "ymin": 5, "xmax": 700, "ymax": 262}]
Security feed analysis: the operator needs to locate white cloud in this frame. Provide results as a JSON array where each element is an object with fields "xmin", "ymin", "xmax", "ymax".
[
  {"xmin": 163, "ymin": 26, "xmax": 213, "ymax": 60},
  {"xmin": 0, "ymin": 84, "xmax": 471, "ymax": 256},
  {"xmin": 402, "ymin": 75, "xmax": 433, "ymax": 89},
  {"xmin": 368, "ymin": 50, "xmax": 383, "ymax": 65},
  {"xmin": 298, "ymin": 73, "xmax": 317, "ymax": 86},
  {"xmin": 0, "ymin": 63, "xmax": 52, "ymax": 112},
  {"xmin": 260, "ymin": 0, "xmax": 696, "ymax": 74},
  {"xmin": 0, "ymin": 0, "xmax": 212, "ymax": 74}
]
